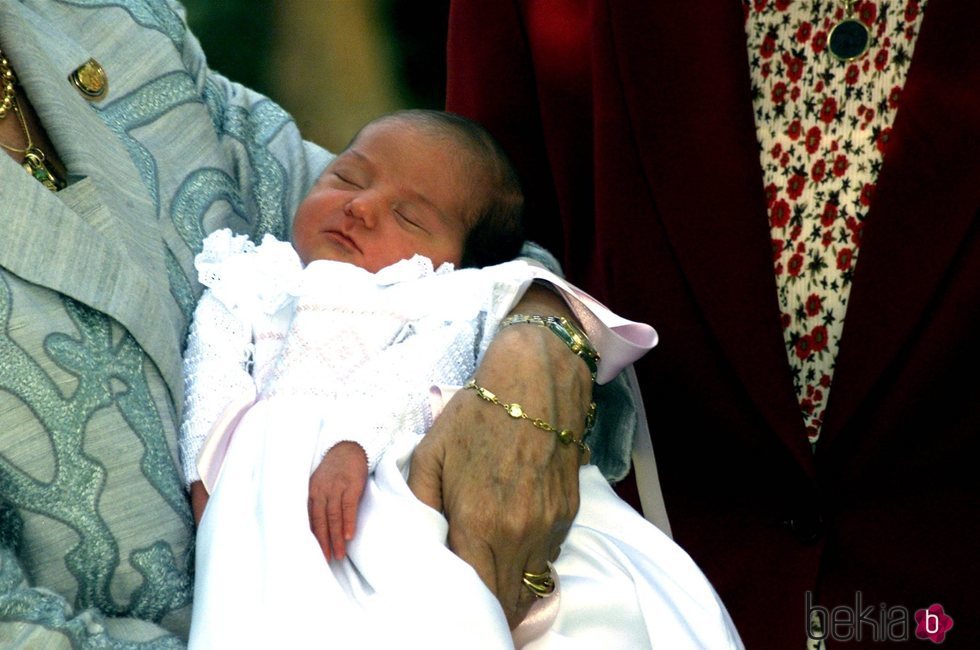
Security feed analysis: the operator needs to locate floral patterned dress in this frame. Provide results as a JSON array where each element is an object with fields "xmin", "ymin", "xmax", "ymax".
[{"xmin": 744, "ymin": 0, "xmax": 928, "ymax": 444}]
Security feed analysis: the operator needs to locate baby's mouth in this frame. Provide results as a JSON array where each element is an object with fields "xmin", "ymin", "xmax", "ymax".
[{"xmin": 325, "ymin": 230, "xmax": 361, "ymax": 253}]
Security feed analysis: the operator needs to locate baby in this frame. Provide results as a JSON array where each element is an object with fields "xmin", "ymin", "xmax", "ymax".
[
  {"xmin": 183, "ymin": 109, "xmax": 525, "ymax": 560},
  {"xmin": 181, "ymin": 109, "xmax": 740, "ymax": 649}
]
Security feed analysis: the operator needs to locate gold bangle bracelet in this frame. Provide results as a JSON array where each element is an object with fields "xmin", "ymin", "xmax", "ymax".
[
  {"xmin": 499, "ymin": 314, "xmax": 599, "ymax": 382},
  {"xmin": 464, "ymin": 379, "xmax": 594, "ymax": 463}
]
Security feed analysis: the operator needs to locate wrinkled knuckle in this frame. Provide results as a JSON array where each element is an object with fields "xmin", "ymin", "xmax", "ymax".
[
  {"xmin": 448, "ymin": 492, "xmax": 483, "ymax": 523},
  {"xmin": 501, "ymin": 506, "xmax": 539, "ymax": 539},
  {"xmin": 498, "ymin": 517, "xmax": 524, "ymax": 540}
]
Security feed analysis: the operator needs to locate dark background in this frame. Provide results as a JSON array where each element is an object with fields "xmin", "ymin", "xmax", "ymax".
[{"xmin": 183, "ymin": 0, "xmax": 450, "ymax": 151}]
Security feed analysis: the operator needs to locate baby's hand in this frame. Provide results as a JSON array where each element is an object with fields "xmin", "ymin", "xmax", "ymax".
[{"xmin": 308, "ymin": 442, "xmax": 368, "ymax": 561}]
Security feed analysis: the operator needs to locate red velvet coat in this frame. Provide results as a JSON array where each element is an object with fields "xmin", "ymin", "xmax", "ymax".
[{"xmin": 447, "ymin": 0, "xmax": 979, "ymax": 646}]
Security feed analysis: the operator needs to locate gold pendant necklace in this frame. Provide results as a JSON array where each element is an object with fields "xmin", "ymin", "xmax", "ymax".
[
  {"xmin": 0, "ymin": 96, "xmax": 65, "ymax": 191},
  {"xmin": 0, "ymin": 47, "xmax": 65, "ymax": 191},
  {"xmin": 828, "ymin": 0, "xmax": 872, "ymax": 62},
  {"xmin": 0, "ymin": 51, "xmax": 14, "ymax": 119}
]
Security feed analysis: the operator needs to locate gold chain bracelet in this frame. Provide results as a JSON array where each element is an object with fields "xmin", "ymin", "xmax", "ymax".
[{"xmin": 464, "ymin": 379, "xmax": 595, "ymax": 463}]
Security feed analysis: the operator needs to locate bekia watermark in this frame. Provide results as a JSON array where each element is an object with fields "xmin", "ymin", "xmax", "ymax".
[
  {"xmin": 806, "ymin": 592, "xmax": 954, "ymax": 643},
  {"xmin": 914, "ymin": 605, "xmax": 955, "ymax": 644}
]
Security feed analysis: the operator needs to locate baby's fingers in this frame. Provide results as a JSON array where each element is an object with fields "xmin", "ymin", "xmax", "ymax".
[
  {"xmin": 327, "ymin": 494, "xmax": 348, "ymax": 560},
  {"xmin": 308, "ymin": 497, "xmax": 332, "ymax": 561},
  {"xmin": 342, "ymin": 481, "xmax": 365, "ymax": 542}
]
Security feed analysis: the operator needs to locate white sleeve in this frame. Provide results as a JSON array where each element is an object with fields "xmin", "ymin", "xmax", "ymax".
[
  {"xmin": 473, "ymin": 260, "xmax": 659, "ymax": 384},
  {"xmin": 313, "ymin": 385, "xmax": 431, "ymax": 474},
  {"xmin": 312, "ymin": 318, "xmax": 480, "ymax": 472},
  {"xmin": 530, "ymin": 265, "xmax": 659, "ymax": 384},
  {"xmin": 179, "ymin": 289, "xmax": 256, "ymax": 486}
]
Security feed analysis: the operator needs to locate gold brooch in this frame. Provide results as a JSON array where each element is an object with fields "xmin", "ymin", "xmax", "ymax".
[{"xmin": 70, "ymin": 59, "xmax": 108, "ymax": 100}]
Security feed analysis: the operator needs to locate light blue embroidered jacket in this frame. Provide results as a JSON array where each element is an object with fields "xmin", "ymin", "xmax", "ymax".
[{"xmin": 0, "ymin": 1, "xmax": 328, "ymax": 646}]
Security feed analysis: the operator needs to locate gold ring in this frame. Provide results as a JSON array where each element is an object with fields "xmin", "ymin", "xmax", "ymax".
[{"xmin": 522, "ymin": 566, "xmax": 556, "ymax": 598}]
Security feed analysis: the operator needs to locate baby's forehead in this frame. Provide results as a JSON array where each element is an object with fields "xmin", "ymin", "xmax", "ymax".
[
  {"xmin": 333, "ymin": 123, "xmax": 461, "ymax": 166},
  {"xmin": 341, "ymin": 121, "xmax": 485, "ymax": 184},
  {"xmin": 369, "ymin": 116, "xmax": 475, "ymax": 151}
]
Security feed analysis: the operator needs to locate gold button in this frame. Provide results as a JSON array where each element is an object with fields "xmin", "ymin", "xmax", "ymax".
[{"xmin": 70, "ymin": 59, "xmax": 108, "ymax": 100}]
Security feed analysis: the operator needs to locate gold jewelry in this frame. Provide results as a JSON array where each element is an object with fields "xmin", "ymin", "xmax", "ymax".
[
  {"xmin": 0, "ymin": 47, "xmax": 66, "ymax": 191},
  {"xmin": 499, "ymin": 314, "xmax": 600, "ymax": 381},
  {"xmin": 1, "ymin": 49, "xmax": 16, "ymax": 120},
  {"xmin": 0, "ymin": 96, "xmax": 65, "ymax": 192},
  {"xmin": 69, "ymin": 59, "xmax": 108, "ymax": 100},
  {"xmin": 828, "ymin": 0, "xmax": 871, "ymax": 62},
  {"xmin": 464, "ymin": 379, "xmax": 594, "ymax": 463},
  {"xmin": 522, "ymin": 566, "xmax": 556, "ymax": 598}
]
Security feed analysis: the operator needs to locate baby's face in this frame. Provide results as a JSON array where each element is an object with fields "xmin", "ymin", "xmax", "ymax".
[{"xmin": 292, "ymin": 118, "xmax": 472, "ymax": 272}]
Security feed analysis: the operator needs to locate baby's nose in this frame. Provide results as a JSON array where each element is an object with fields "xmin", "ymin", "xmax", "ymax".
[{"xmin": 345, "ymin": 194, "xmax": 378, "ymax": 228}]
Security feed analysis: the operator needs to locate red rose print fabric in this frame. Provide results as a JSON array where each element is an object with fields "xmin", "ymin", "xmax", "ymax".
[{"xmin": 744, "ymin": 0, "xmax": 927, "ymax": 444}]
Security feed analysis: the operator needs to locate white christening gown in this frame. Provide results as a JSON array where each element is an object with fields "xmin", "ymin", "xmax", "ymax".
[{"xmin": 181, "ymin": 229, "xmax": 742, "ymax": 649}]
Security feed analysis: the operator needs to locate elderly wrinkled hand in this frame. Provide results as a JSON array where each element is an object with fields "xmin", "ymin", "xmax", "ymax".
[{"xmin": 408, "ymin": 294, "xmax": 594, "ymax": 628}]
